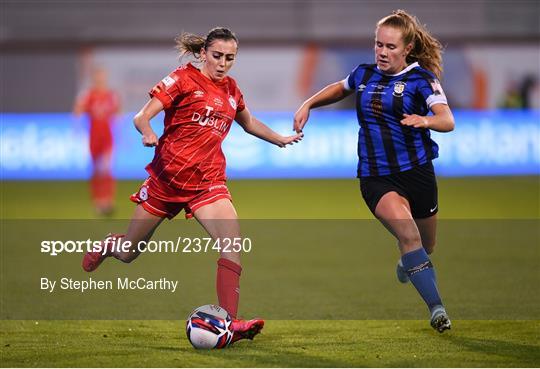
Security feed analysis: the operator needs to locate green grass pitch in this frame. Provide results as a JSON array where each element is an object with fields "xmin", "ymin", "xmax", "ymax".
[{"xmin": 1, "ymin": 177, "xmax": 539, "ymax": 367}]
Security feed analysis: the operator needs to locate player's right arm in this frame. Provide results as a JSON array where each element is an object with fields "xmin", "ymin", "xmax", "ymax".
[
  {"xmin": 293, "ymin": 81, "xmax": 353, "ymax": 133},
  {"xmin": 133, "ymin": 97, "xmax": 164, "ymax": 147},
  {"xmin": 72, "ymin": 92, "xmax": 88, "ymax": 118}
]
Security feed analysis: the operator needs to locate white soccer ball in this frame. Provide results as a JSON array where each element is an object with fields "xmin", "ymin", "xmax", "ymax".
[{"xmin": 186, "ymin": 305, "xmax": 233, "ymax": 349}]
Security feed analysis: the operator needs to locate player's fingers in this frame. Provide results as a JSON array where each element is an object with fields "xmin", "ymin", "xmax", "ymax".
[
  {"xmin": 296, "ymin": 120, "xmax": 306, "ymax": 133},
  {"xmin": 293, "ymin": 118, "xmax": 303, "ymax": 131}
]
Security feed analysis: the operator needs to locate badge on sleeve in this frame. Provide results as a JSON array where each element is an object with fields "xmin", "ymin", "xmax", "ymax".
[
  {"xmin": 429, "ymin": 79, "xmax": 446, "ymax": 98},
  {"xmin": 161, "ymin": 75, "xmax": 175, "ymax": 89}
]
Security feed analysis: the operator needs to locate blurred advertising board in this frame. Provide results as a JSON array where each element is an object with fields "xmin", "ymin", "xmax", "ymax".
[{"xmin": 1, "ymin": 110, "xmax": 539, "ymax": 179}]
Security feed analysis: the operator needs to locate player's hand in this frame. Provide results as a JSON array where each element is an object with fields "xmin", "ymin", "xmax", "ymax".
[
  {"xmin": 293, "ymin": 106, "xmax": 310, "ymax": 133},
  {"xmin": 401, "ymin": 114, "xmax": 429, "ymax": 129},
  {"xmin": 277, "ymin": 132, "xmax": 304, "ymax": 148},
  {"xmin": 142, "ymin": 131, "xmax": 159, "ymax": 147}
]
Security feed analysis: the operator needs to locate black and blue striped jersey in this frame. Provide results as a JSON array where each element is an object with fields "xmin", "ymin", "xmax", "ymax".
[{"xmin": 344, "ymin": 62, "xmax": 448, "ymax": 177}]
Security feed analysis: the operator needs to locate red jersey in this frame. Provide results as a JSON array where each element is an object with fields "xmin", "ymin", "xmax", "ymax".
[
  {"xmin": 77, "ymin": 88, "xmax": 119, "ymax": 157},
  {"xmin": 78, "ymin": 88, "xmax": 119, "ymax": 127},
  {"xmin": 146, "ymin": 63, "xmax": 246, "ymax": 191}
]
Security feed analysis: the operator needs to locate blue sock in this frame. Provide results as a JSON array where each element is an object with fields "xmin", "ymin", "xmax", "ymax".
[{"xmin": 401, "ymin": 248, "xmax": 443, "ymax": 311}]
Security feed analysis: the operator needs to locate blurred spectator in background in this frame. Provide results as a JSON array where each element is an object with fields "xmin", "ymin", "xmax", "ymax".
[
  {"xmin": 499, "ymin": 79, "xmax": 522, "ymax": 108},
  {"xmin": 499, "ymin": 74, "xmax": 539, "ymax": 109},
  {"xmin": 520, "ymin": 74, "xmax": 539, "ymax": 109},
  {"xmin": 73, "ymin": 67, "xmax": 120, "ymax": 216}
]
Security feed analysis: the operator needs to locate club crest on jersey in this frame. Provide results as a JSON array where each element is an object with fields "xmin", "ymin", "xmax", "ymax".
[
  {"xmin": 392, "ymin": 81, "xmax": 406, "ymax": 97},
  {"xmin": 228, "ymin": 96, "xmax": 237, "ymax": 110},
  {"xmin": 139, "ymin": 186, "xmax": 148, "ymax": 201}
]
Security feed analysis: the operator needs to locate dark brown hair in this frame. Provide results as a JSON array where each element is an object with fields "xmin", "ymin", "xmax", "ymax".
[
  {"xmin": 175, "ymin": 27, "xmax": 238, "ymax": 59},
  {"xmin": 377, "ymin": 10, "xmax": 443, "ymax": 79}
]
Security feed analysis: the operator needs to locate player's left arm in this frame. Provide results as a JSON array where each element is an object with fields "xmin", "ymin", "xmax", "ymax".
[
  {"xmin": 401, "ymin": 104, "xmax": 455, "ymax": 132},
  {"xmin": 235, "ymin": 107, "xmax": 303, "ymax": 148},
  {"xmin": 113, "ymin": 91, "xmax": 122, "ymax": 115}
]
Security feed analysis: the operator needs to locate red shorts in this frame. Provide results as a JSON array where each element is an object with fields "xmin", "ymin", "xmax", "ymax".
[{"xmin": 130, "ymin": 177, "xmax": 232, "ymax": 219}]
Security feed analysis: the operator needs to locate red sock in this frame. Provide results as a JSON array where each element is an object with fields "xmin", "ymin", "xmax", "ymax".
[
  {"xmin": 100, "ymin": 173, "xmax": 115, "ymax": 203},
  {"xmin": 91, "ymin": 173, "xmax": 115, "ymax": 207},
  {"xmin": 90, "ymin": 174, "xmax": 100, "ymax": 203},
  {"xmin": 216, "ymin": 258, "xmax": 242, "ymax": 318}
]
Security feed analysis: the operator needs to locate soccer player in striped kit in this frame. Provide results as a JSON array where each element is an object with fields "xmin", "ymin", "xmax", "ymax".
[
  {"xmin": 294, "ymin": 10, "xmax": 455, "ymax": 332},
  {"xmin": 83, "ymin": 27, "xmax": 302, "ymax": 342}
]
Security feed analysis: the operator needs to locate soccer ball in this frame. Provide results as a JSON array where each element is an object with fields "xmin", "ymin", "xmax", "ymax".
[{"xmin": 186, "ymin": 305, "xmax": 233, "ymax": 349}]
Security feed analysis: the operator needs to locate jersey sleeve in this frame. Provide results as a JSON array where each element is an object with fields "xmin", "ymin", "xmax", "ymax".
[
  {"xmin": 236, "ymin": 92, "xmax": 245, "ymax": 113},
  {"xmin": 148, "ymin": 71, "xmax": 184, "ymax": 109},
  {"xmin": 343, "ymin": 65, "xmax": 360, "ymax": 91},
  {"xmin": 231, "ymin": 80, "xmax": 246, "ymax": 113},
  {"xmin": 418, "ymin": 76, "xmax": 448, "ymax": 108}
]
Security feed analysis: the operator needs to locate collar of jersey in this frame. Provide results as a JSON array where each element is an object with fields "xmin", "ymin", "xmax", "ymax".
[
  {"xmin": 187, "ymin": 62, "xmax": 228, "ymax": 86},
  {"xmin": 376, "ymin": 62, "xmax": 419, "ymax": 77}
]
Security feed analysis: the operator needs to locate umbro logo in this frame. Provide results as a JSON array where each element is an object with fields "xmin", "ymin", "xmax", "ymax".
[
  {"xmin": 407, "ymin": 261, "xmax": 433, "ymax": 276},
  {"xmin": 358, "ymin": 84, "xmax": 366, "ymax": 91},
  {"xmin": 193, "ymin": 90, "xmax": 205, "ymax": 98}
]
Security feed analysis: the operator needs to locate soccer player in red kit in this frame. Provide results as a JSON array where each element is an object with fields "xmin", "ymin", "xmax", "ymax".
[
  {"xmin": 82, "ymin": 28, "xmax": 302, "ymax": 343},
  {"xmin": 73, "ymin": 68, "xmax": 120, "ymax": 216}
]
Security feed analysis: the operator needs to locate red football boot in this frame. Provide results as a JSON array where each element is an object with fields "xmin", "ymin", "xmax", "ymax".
[
  {"xmin": 230, "ymin": 318, "xmax": 265, "ymax": 343},
  {"xmin": 82, "ymin": 233, "xmax": 124, "ymax": 272}
]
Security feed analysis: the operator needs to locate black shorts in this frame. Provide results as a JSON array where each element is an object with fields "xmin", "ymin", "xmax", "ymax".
[{"xmin": 359, "ymin": 161, "xmax": 438, "ymax": 219}]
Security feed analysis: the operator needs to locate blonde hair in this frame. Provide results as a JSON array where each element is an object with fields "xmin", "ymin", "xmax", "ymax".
[
  {"xmin": 377, "ymin": 10, "xmax": 443, "ymax": 79},
  {"xmin": 174, "ymin": 27, "xmax": 238, "ymax": 60}
]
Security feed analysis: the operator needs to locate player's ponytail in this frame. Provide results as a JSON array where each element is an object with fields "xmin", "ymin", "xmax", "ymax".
[
  {"xmin": 377, "ymin": 10, "xmax": 443, "ymax": 79},
  {"xmin": 175, "ymin": 27, "xmax": 238, "ymax": 60},
  {"xmin": 175, "ymin": 33, "xmax": 206, "ymax": 58}
]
